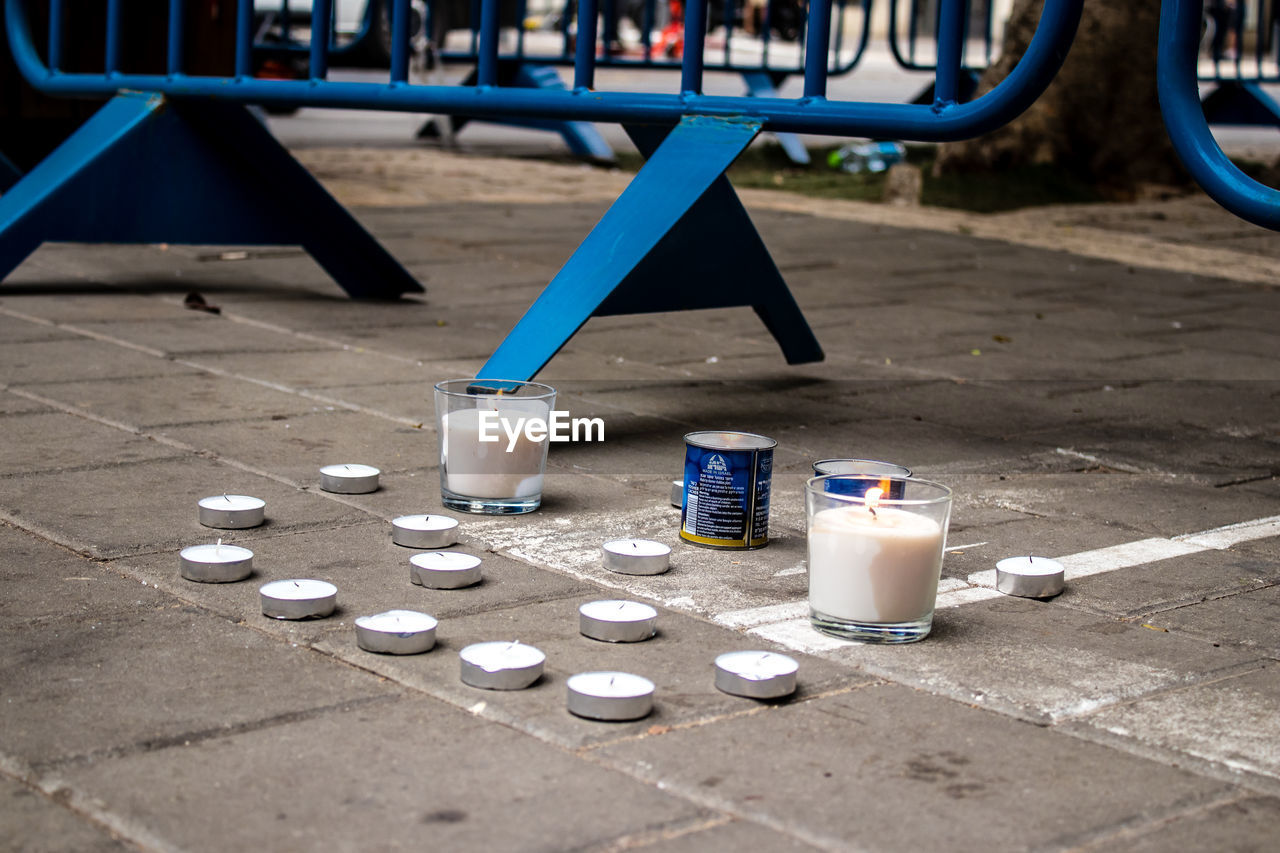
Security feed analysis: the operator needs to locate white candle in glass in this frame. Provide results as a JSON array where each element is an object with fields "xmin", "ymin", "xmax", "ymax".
[
  {"xmin": 808, "ymin": 499, "xmax": 945, "ymax": 624},
  {"xmin": 442, "ymin": 401, "xmax": 550, "ymax": 499}
]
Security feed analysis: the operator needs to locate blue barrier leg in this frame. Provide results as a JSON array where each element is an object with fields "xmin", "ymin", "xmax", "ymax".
[
  {"xmin": 740, "ymin": 71, "xmax": 810, "ymax": 165},
  {"xmin": 1200, "ymin": 81, "xmax": 1280, "ymax": 126},
  {"xmin": 477, "ymin": 115, "xmax": 824, "ymax": 380},
  {"xmin": 417, "ymin": 63, "xmax": 614, "ymax": 162},
  {"xmin": 0, "ymin": 92, "xmax": 422, "ymax": 298}
]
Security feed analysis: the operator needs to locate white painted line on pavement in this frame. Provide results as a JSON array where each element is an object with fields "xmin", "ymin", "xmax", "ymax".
[{"xmin": 728, "ymin": 513, "xmax": 1280, "ymax": 653}]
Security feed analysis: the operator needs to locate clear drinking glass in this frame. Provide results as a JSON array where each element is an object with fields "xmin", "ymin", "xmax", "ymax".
[
  {"xmin": 806, "ymin": 474, "xmax": 952, "ymax": 644},
  {"xmin": 433, "ymin": 379, "xmax": 557, "ymax": 514},
  {"xmin": 812, "ymin": 459, "xmax": 912, "ymax": 500}
]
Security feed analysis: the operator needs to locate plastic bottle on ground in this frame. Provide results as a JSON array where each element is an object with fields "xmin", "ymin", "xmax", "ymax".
[{"xmin": 827, "ymin": 141, "xmax": 907, "ymax": 174}]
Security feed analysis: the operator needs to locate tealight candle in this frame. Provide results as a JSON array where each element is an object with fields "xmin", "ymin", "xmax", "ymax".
[
  {"xmin": 354, "ymin": 609, "xmax": 438, "ymax": 654},
  {"xmin": 198, "ymin": 494, "xmax": 265, "ymax": 529},
  {"xmin": 459, "ymin": 641, "xmax": 545, "ymax": 690},
  {"xmin": 566, "ymin": 672, "xmax": 655, "ymax": 721},
  {"xmin": 714, "ymin": 651, "xmax": 799, "ymax": 699},
  {"xmin": 602, "ymin": 539, "xmax": 671, "ymax": 576},
  {"xmin": 578, "ymin": 600, "xmax": 658, "ymax": 643},
  {"xmin": 319, "ymin": 463, "xmax": 381, "ymax": 494},
  {"xmin": 996, "ymin": 556, "xmax": 1065, "ymax": 599},
  {"xmin": 670, "ymin": 479, "xmax": 683, "ymax": 508},
  {"xmin": 259, "ymin": 579, "xmax": 338, "ymax": 620},
  {"xmin": 391, "ymin": 514, "xmax": 459, "ymax": 549},
  {"xmin": 409, "ymin": 552, "xmax": 482, "ymax": 589},
  {"xmin": 179, "ymin": 540, "xmax": 254, "ymax": 583}
]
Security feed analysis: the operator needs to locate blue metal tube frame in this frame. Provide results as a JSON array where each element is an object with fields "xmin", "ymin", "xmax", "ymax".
[
  {"xmin": 574, "ymin": 0, "xmax": 599, "ymax": 90},
  {"xmin": 803, "ymin": 0, "xmax": 833, "ymax": 97},
  {"xmin": 5, "ymin": 0, "xmax": 1080, "ymax": 143},
  {"xmin": 167, "ymin": 0, "xmax": 185, "ymax": 75},
  {"xmin": 47, "ymin": 0, "xmax": 61, "ymax": 71},
  {"xmin": 105, "ymin": 0, "xmax": 121, "ymax": 74},
  {"xmin": 681, "ymin": 0, "xmax": 709, "ymax": 93},
  {"xmin": 1158, "ymin": 0, "xmax": 1280, "ymax": 229},
  {"xmin": 310, "ymin": 0, "xmax": 333, "ymax": 79},
  {"xmin": 391, "ymin": 0, "xmax": 411, "ymax": 83},
  {"xmin": 478, "ymin": 0, "xmax": 502, "ymax": 86},
  {"xmin": 932, "ymin": 0, "xmax": 966, "ymax": 105},
  {"xmin": 236, "ymin": 0, "xmax": 254, "ymax": 78}
]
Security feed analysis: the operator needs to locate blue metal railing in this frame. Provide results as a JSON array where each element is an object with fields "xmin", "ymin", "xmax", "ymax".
[
  {"xmin": 6, "ymin": 0, "xmax": 1082, "ymax": 141},
  {"xmin": 1159, "ymin": 0, "xmax": 1280, "ymax": 229}
]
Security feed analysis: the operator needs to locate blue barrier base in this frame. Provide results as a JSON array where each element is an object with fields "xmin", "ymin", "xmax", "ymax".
[
  {"xmin": 477, "ymin": 114, "xmax": 824, "ymax": 381},
  {"xmin": 417, "ymin": 62, "xmax": 615, "ymax": 162},
  {"xmin": 0, "ymin": 92, "xmax": 422, "ymax": 299},
  {"xmin": 740, "ymin": 72, "xmax": 811, "ymax": 165},
  {"xmin": 1200, "ymin": 81, "xmax": 1280, "ymax": 126}
]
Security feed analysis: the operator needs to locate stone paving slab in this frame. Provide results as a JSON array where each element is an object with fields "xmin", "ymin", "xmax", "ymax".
[
  {"xmin": 0, "ymin": 457, "xmax": 370, "ymax": 559},
  {"xmin": 1087, "ymin": 793, "xmax": 1280, "ymax": 852},
  {"xmin": 760, "ymin": 593, "xmax": 1260, "ymax": 724},
  {"xmin": 1144, "ymin": 585, "xmax": 1280, "ymax": 659},
  {"xmin": 0, "ymin": 338, "xmax": 199, "ymax": 386},
  {"xmin": 0, "ymin": 411, "xmax": 184, "ymax": 476},
  {"xmin": 1072, "ymin": 663, "xmax": 1280, "ymax": 789},
  {"xmin": 592, "ymin": 683, "xmax": 1238, "ymax": 851},
  {"xmin": 0, "ymin": 776, "xmax": 129, "ymax": 853},
  {"xmin": 0, "ymin": 527, "xmax": 398, "ymax": 769},
  {"xmin": 58, "ymin": 696, "xmax": 712, "ymax": 853}
]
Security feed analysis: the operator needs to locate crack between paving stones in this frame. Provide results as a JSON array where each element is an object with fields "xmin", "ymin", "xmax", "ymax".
[
  {"xmin": 562, "ymin": 813, "xmax": 737, "ymax": 852},
  {"xmin": 0, "ymin": 750, "xmax": 182, "ymax": 853},
  {"xmin": 30, "ymin": 694, "xmax": 402, "ymax": 774},
  {"xmin": 1038, "ymin": 786, "xmax": 1251, "ymax": 852}
]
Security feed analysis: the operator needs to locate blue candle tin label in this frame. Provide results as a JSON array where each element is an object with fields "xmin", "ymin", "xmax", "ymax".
[
  {"xmin": 681, "ymin": 431, "xmax": 776, "ymax": 550},
  {"xmin": 812, "ymin": 460, "xmax": 911, "ymax": 500}
]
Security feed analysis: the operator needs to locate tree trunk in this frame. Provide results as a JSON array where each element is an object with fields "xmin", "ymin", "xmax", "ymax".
[{"xmin": 933, "ymin": 0, "xmax": 1189, "ymax": 197}]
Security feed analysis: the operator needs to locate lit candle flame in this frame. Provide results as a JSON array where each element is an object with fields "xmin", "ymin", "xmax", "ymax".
[{"xmin": 865, "ymin": 486, "xmax": 884, "ymax": 519}]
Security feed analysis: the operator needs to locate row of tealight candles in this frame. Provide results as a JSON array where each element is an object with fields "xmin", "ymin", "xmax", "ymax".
[{"xmin": 179, "ymin": 465, "xmax": 793, "ymax": 721}]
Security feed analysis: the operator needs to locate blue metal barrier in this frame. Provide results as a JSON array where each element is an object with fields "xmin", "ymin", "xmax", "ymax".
[
  {"xmin": 1159, "ymin": 0, "xmax": 1280, "ymax": 230},
  {"xmin": 2, "ymin": 0, "xmax": 1083, "ymax": 380}
]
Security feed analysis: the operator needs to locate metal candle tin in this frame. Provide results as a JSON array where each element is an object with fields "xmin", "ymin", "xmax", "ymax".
[
  {"xmin": 259, "ymin": 579, "xmax": 338, "ymax": 620},
  {"xmin": 714, "ymin": 651, "xmax": 799, "ymax": 699},
  {"xmin": 601, "ymin": 539, "xmax": 671, "ymax": 576},
  {"xmin": 681, "ymin": 431, "xmax": 776, "ymax": 550},
  {"xmin": 579, "ymin": 600, "xmax": 658, "ymax": 643},
  {"xmin": 391, "ymin": 514, "xmax": 459, "ymax": 549},
  {"xmin": 179, "ymin": 543, "xmax": 254, "ymax": 583},
  {"xmin": 670, "ymin": 479, "xmax": 683, "ymax": 508},
  {"xmin": 459, "ymin": 641, "xmax": 545, "ymax": 690},
  {"xmin": 319, "ymin": 464, "xmax": 381, "ymax": 494},
  {"xmin": 812, "ymin": 459, "xmax": 912, "ymax": 500},
  {"xmin": 409, "ymin": 552, "xmax": 482, "ymax": 589},
  {"xmin": 354, "ymin": 610, "xmax": 438, "ymax": 654},
  {"xmin": 198, "ymin": 494, "xmax": 265, "ymax": 529},
  {"xmin": 566, "ymin": 672, "xmax": 655, "ymax": 721},
  {"xmin": 996, "ymin": 556, "xmax": 1066, "ymax": 599}
]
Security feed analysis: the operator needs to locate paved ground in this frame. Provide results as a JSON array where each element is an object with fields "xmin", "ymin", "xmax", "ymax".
[{"xmin": 2, "ymin": 143, "xmax": 1280, "ymax": 852}]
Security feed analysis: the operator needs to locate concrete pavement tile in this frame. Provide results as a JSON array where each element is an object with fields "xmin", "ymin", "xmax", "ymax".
[
  {"xmin": 115, "ymin": 519, "xmax": 590, "ymax": 633},
  {"xmin": 964, "ymin": 472, "xmax": 1280, "ymax": 539},
  {"xmin": 1059, "ymin": 548, "xmax": 1280, "ymax": 620},
  {"xmin": 1091, "ymin": 349, "xmax": 1280, "ymax": 382},
  {"xmin": 0, "ymin": 457, "xmax": 371, "ymax": 558},
  {"xmin": 635, "ymin": 819, "xmax": 821, "ymax": 852},
  {"xmin": 1041, "ymin": 380, "xmax": 1280, "ymax": 440},
  {"xmin": 0, "ymin": 292, "xmax": 202, "ymax": 324},
  {"xmin": 1138, "ymin": 327, "xmax": 1280, "ymax": 360},
  {"xmin": 591, "ymin": 683, "xmax": 1234, "ymax": 851},
  {"xmin": 0, "ymin": 314, "xmax": 79, "ymax": 344},
  {"xmin": 0, "ymin": 565, "xmax": 397, "ymax": 768},
  {"xmin": 70, "ymin": 315, "xmax": 339, "ymax": 357},
  {"xmin": 185, "ymin": 346, "xmax": 438, "ymax": 391},
  {"xmin": 57, "ymin": 696, "xmax": 709, "ymax": 853},
  {"xmin": 1144, "ymin": 585, "xmax": 1280, "ymax": 659},
  {"xmin": 157, "ymin": 410, "xmax": 431, "ymax": 481},
  {"xmin": 1086, "ymin": 794, "xmax": 1280, "ymax": 852},
  {"xmin": 1019, "ymin": 421, "xmax": 1278, "ymax": 486},
  {"xmin": 0, "ymin": 339, "xmax": 197, "ymax": 385},
  {"xmin": 0, "ymin": 391, "xmax": 55, "ymax": 415},
  {"xmin": 1074, "ymin": 662, "xmax": 1280, "ymax": 784},
  {"xmin": 308, "ymin": 595, "xmax": 866, "ymax": 750},
  {"xmin": 304, "ymin": 380, "xmax": 437, "ymax": 424},
  {"xmin": 780, "ymin": 595, "xmax": 1258, "ymax": 724},
  {"xmin": 0, "ymin": 412, "xmax": 183, "ymax": 475},
  {"xmin": 0, "ymin": 776, "xmax": 129, "ymax": 853}
]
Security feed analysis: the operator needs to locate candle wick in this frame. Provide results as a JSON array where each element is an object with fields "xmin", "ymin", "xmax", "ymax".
[
  {"xmin": 869, "ymin": 506, "xmax": 877, "ymax": 519},
  {"xmin": 293, "ymin": 581, "xmax": 300, "ymax": 588},
  {"xmin": 609, "ymin": 676, "xmax": 615, "ymax": 687},
  {"xmin": 223, "ymin": 493, "xmax": 230, "ymax": 502}
]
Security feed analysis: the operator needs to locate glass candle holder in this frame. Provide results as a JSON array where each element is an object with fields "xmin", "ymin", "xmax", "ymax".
[
  {"xmin": 433, "ymin": 379, "xmax": 557, "ymax": 514},
  {"xmin": 806, "ymin": 474, "xmax": 952, "ymax": 644},
  {"xmin": 812, "ymin": 459, "xmax": 912, "ymax": 500}
]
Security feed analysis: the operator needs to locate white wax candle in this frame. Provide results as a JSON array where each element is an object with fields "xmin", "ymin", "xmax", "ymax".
[
  {"xmin": 319, "ymin": 463, "xmax": 381, "ymax": 494},
  {"xmin": 442, "ymin": 402, "xmax": 550, "ymax": 499},
  {"xmin": 459, "ymin": 641, "xmax": 546, "ymax": 690},
  {"xmin": 179, "ymin": 542, "xmax": 254, "ymax": 583},
  {"xmin": 259, "ymin": 579, "xmax": 338, "ymax": 620},
  {"xmin": 808, "ymin": 504, "xmax": 945, "ymax": 624},
  {"xmin": 566, "ymin": 671, "xmax": 655, "ymax": 721},
  {"xmin": 197, "ymin": 494, "xmax": 266, "ymax": 529},
  {"xmin": 391, "ymin": 514, "xmax": 459, "ymax": 549},
  {"xmin": 356, "ymin": 609, "xmax": 438, "ymax": 634},
  {"xmin": 578, "ymin": 600, "xmax": 658, "ymax": 642},
  {"xmin": 602, "ymin": 539, "xmax": 671, "ymax": 575},
  {"xmin": 409, "ymin": 551, "xmax": 482, "ymax": 589},
  {"xmin": 714, "ymin": 650, "xmax": 799, "ymax": 699},
  {"xmin": 199, "ymin": 494, "xmax": 264, "ymax": 513},
  {"xmin": 354, "ymin": 609, "xmax": 438, "ymax": 654}
]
